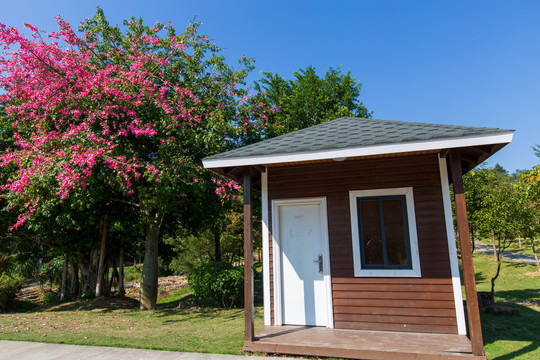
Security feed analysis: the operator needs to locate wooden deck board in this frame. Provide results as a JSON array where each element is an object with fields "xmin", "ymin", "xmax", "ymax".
[{"xmin": 244, "ymin": 326, "xmax": 487, "ymax": 360}]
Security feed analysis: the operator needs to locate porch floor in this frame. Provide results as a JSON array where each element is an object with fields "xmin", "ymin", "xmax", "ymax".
[{"xmin": 244, "ymin": 326, "xmax": 486, "ymax": 360}]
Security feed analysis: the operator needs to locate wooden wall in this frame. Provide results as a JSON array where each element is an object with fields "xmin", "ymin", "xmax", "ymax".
[{"xmin": 267, "ymin": 153, "xmax": 458, "ymax": 334}]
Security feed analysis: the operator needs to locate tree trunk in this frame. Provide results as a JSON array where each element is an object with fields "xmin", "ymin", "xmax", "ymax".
[
  {"xmin": 60, "ymin": 253, "xmax": 68, "ymax": 301},
  {"xmin": 491, "ymin": 231, "xmax": 497, "ymax": 259},
  {"xmin": 70, "ymin": 262, "xmax": 79, "ymax": 297},
  {"xmin": 109, "ymin": 267, "xmax": 119, "ymax": 293},
  {"xmin": 490, "ymin": 256, "xmax": 502, "ymax": 301},
  {"xmin": 490, "ymin": 236, "xmax": 504, "ymax": 301},
  {"xmin": 118, "ymin": 244, "xmax": 125, "ymax": 296},
  {"xmin": 530, "ymin": 238, "xmax": 540, "ymax": 272},
  {"xmin": 518, "ymin": 234, "xmax": 522, "ymax": 249},
  {"xmin": 95, "ymin": 214, "xmax": 108, "ymax": 297},
  {"xmin": 79, "ymin": 262, "xmax": 89, "ymax": 295},
  {"xmin": 140, "ymin": 206, "xmax": 164, "ymax": 310},
  {"xmin": 471, "ymin": 227, "xmax": 475, "ymax": 252},
  {"xmin": 214, "ymin": 228, "xmax": 222, "ymax": 262}
]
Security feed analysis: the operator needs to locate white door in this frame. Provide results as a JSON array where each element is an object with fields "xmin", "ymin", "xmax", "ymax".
[{"xmin": 276, "ymin": 200, "xmax": 332, "ymax": 327}]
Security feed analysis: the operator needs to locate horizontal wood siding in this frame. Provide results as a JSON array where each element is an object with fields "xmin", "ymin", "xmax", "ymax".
[{"xmin": 267, "ymin": 154, "xmax": 458, "ymax": 334}]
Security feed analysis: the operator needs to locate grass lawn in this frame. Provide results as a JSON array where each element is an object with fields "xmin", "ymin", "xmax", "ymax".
[
  {"xmin": 0, "ymin": 293, "xmax": 264, "ymax": 355},
  {"xmin": 0, "ymin": 255, "xmax": 538, "ymax": 359},
  {"xmin": 471, "ymin": 252, "xmax": 540, "ymax": 360}
]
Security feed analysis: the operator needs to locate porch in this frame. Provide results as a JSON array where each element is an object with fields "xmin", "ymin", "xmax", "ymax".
[{"xmin": 244, "ymin": 326, "xmax": 486, "ymax": 360}]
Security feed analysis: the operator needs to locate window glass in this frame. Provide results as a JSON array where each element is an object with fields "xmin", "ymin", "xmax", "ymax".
[
  {"xmin": 359, "ymin": 200, "xmax": 383, "ymax": 266},
  {"xmin": 357, "ymin": 196, "xmax": 411, "ymax": 269},
  {"xmin": 382, "ymin": 198, "xmax": 408, "ymax": 266}
]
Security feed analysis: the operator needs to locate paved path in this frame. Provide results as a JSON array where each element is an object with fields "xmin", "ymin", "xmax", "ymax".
[
  {"xmin": 0, "ymin": 340, "xmax": 295, "ymax": 360},
  {"xmin": 474, "ymin": 241, "xmax": 538, "ymax": 266}
]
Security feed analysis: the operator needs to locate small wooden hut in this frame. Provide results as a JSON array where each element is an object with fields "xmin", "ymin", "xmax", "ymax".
[{"xmin": 202, "ymin": 117, "xmax": 514, "ymax": 360}]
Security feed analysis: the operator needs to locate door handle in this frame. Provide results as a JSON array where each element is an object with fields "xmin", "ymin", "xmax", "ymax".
[{"xmin": 314, "ymin": 254, "xmax": 323, "ymax": 274}]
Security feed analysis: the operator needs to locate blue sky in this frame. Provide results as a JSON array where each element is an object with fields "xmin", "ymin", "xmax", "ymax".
[{"xmin": 2, "ymin": 0, "xmax": 539, "ymax": 173}]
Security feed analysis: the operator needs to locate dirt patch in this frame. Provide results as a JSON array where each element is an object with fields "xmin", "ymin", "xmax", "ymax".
[
  {"xmin": 45, "ymin": 296, "xmax": 140, "ymax": 312},
  {"xmin": 17, "ymin": 276, "xmax": 189, "ymax": 312},
  {"xmin": 124, "ymin": 275, "xmax": 188, "ymax": 300},
  {"xmin": 524, "ymin": 271, "xmax": 540, "ymax": 277}
]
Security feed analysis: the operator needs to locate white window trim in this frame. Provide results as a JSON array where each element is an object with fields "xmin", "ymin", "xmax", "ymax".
[{"xmin": 349, "ymin": 187, "xmax": 421, "ymax": 277}]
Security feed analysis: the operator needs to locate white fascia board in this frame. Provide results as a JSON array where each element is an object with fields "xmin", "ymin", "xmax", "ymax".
[{"xmin": 202, "ymin": 132, "xmax": 514, "ymax": 169}]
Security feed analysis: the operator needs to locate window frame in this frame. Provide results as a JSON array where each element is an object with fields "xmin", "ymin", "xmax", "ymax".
[{"xmin": 349, "ymin": 187, "xmax": 421, "ymax": 277}]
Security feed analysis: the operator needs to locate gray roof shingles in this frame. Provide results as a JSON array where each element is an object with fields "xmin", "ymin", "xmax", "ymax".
[{"xmin": 204, "ymin": 117, "xmax": 513, "ymax": 160}]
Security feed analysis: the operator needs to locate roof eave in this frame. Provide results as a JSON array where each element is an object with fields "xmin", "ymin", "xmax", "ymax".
[{"xmin": 202, "ymin": 132, "xmax": 514, "ymax": 169}]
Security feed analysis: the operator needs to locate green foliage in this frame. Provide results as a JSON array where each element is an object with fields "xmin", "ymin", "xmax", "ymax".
[
  {"xmin": 40, "ymin": 290, "xmax": 58, "ymax": 305},
  {"xmin": 463, "ymin": 162, "xmax": 540, "ymax": 298},
  {"xmin": 79, "ymin": 290, "xmax": 94, "ymax": 300},
  {"xmin": 167, "ymin": 233, "xmax": 212, "ymax": 274},
  {"xmin": 188, "ymin": 261, "xmax": 244, "ymax": 308},
  {"xmin": 0, "ymin": 273, "xmax": 23, "ymax": 309},
  {"xmin": 165, "ymin": 212, "xmax": 245, "ymax": 275},
  {"xmin": 254, "ymin": 65, "xmax": 371, "ymax": 137},
  {"xmin": 38, "ymin": 257, "xmax": 64, "ymax": 286},
  {"xmin": 122, "ymin": 265, "xmax": 143, "ymax": 283}
]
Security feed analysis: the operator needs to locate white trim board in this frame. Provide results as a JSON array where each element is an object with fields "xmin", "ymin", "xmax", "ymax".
[
  {"xmin": 349, "ymin": 187, "xmax": 421, "ymax": 277},
  {"xmin": 203, "ymin": 133, "xmax": 513, "ymax": 169},
  {"xmin": 261, "ymin": 169, "xmax": 271, "ymax": 326},
  {"xmin": 438, "ymin": 155, "xmax": 467, "ymax": 335},
  {"xmin": 271, "ymin": 197, "xmax": 334, "ymax": 328}
]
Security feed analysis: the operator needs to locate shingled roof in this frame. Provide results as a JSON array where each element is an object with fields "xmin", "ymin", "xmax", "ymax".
[{"xmin": 203, "ymin": 117, "xmax": 513, "ymax": 170}]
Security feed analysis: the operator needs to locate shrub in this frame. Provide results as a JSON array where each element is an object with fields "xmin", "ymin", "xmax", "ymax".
[
  {"xmin": 41, "ymin": 290, "xmax": 58, "ymax": 305},
  {"xmin": 79, "ymin": 290, "xmax": 94, "ymax": 300},
  {"xmin": 0, "ymin": 273, "xmax": 24, "ymax": 310},
  {"xmin": 188, "ymin": 261, "xmax": 244, "ymax": 308},
  {"xmin": 38, "ymin": 257, "xmax": 64, "ymax": 285},
  {"xmin": 122, "ymin": 265, "xmax": 143, "ymax": 283}
]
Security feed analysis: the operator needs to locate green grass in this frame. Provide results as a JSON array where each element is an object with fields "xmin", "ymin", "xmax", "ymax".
[
  {"xmin": 470, "ymin": 253, "xmax": 540, "ymax": 360},
  {"xmin": 0, "ymin": 290, "xmax": 264, "ymax": 355},
  {"xmin": 115, "ymin": 265, "xmax": 143, "ymax": 283},
  {"xmin": 156, "ymin": 287, "xmax": 192, "ymax": 305}
]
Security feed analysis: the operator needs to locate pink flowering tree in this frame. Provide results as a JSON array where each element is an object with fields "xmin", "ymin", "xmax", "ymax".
[{"xmin": 0, "ymin": 8, "xmax": 271, "ymax": 309}]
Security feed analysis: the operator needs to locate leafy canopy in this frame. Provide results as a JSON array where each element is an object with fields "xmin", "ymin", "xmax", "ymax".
[
  {"xmin": 254, "ymin": 65, "xmax": 371, "ymax": 137},
  {"xmin": 0, "ymin": 8, "xmax": 271, "ymax": 229}
]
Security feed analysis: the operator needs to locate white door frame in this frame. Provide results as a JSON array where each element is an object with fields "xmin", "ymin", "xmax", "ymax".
[{"xmin": 271, "ymin": 197, "xmax": 334, "ymax": 328}]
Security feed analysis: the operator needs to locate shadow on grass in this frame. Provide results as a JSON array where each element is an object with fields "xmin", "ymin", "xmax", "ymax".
[
  {"xmin": 8, "ymin": 296, "xmax": 141, "ymax": 313},
  {"xmin": 474, "ymin": 270, "xmax": 488, "ymax": 284},
  {"xmin": 504, "ymin": 261, "xmax": 536, "ymax": 271},
  {"xmin": 155, "ymin": 293, "xmax": 245, "ymax": 324},
  {"xmin": 479, "ymin": 290, "xmax": 540, "ymax": 360}
]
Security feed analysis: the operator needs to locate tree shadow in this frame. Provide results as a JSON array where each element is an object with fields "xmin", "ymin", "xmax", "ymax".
[
  {"xmin": 31, "ymin": 296, "xmax": 140, "ymax": 312},
  {"xmin": 474, "ymin": 270, "xmax": 487, "ymax": 283},
  {"xmin": 503, "ymin": 261, "xmax": 534, "ymax": 271}
]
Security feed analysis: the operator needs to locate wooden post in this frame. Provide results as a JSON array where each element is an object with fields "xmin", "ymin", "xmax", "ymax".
[
  {"xmin": 243, "ymin": 168, "xmax": 254, "ymax": 342},
  {"xmin": 449, "ymin": 150, "xmax": 485, "ymax": 356}
]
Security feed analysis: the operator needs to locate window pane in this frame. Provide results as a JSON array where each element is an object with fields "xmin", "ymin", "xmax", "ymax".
[
  {"xmin": 382, "ymin": 198, "xmax": 409, "ymax": 266},
  {"xmin": 359, "ymin": 200, "xmax": 383, "ymax": 266}
]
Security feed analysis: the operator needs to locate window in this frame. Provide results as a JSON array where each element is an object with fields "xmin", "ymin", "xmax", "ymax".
[{"xmin": 349, "ymin": 187, "xmax": 421, "ymax": 277}]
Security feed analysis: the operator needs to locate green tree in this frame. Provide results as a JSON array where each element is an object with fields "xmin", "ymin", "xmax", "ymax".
[
  {"xmin": 520, "ymin": 148, "xmax": 540, "ymax": 270},
  {"xmin": 253, "ymin": 65, "xmax": 371, "ymax": 137},
  {"xmin": 0, "ymin": 9, "xmax": 270, "ymax": 309}
]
